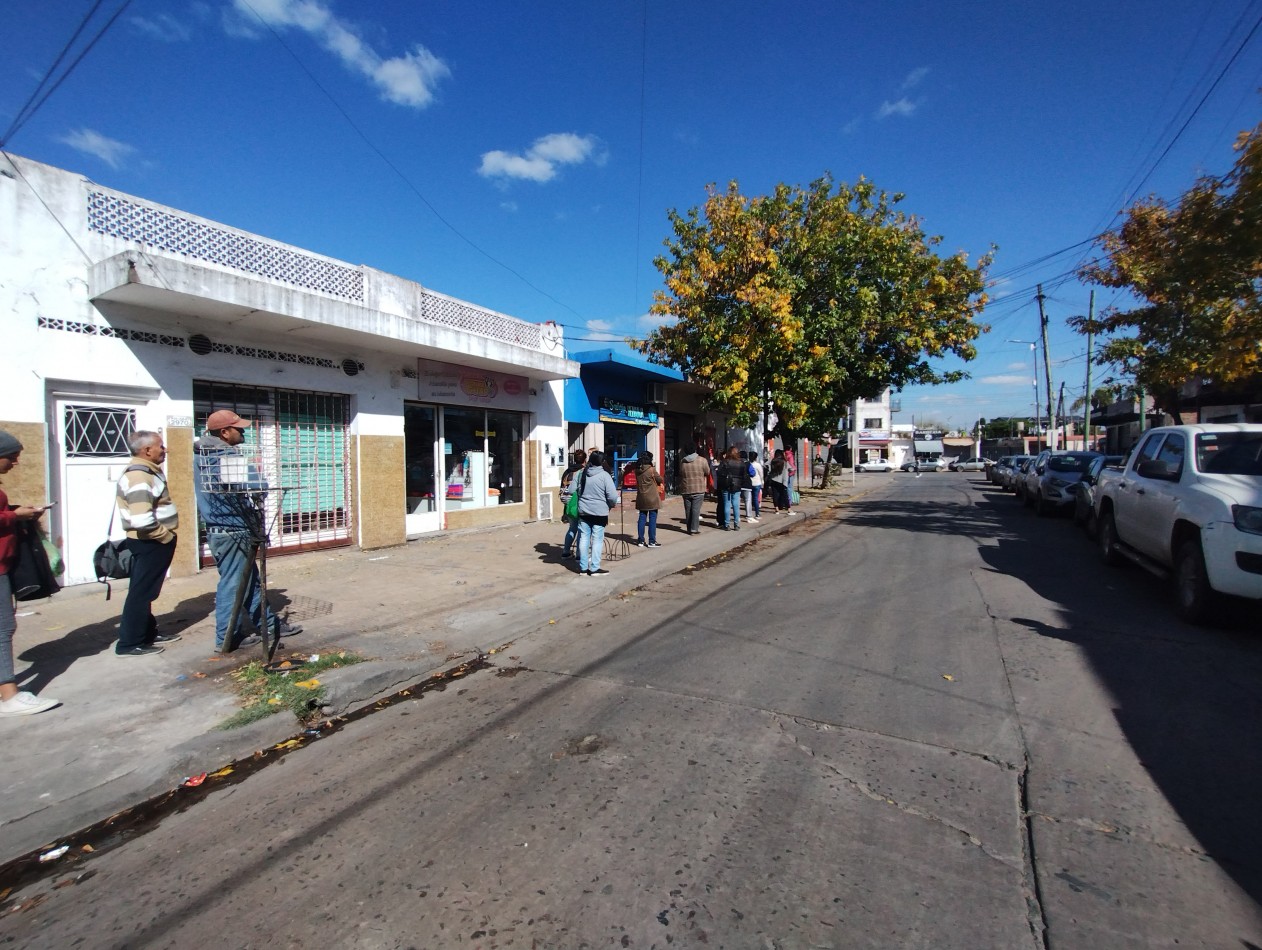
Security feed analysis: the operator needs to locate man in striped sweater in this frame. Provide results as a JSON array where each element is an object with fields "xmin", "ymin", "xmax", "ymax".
[{"xmin": 115, "ymin": 431, "xmax": 179, "ymax": 657}]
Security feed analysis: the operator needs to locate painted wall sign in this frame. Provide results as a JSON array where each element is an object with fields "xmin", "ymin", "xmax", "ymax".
[{"xmin": 416, "ymin": 359, "xmax": 529, "ymax": 410}]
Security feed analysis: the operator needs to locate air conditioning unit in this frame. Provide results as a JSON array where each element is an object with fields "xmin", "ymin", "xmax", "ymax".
[
  {"xmin": 537, "ymin": 492, "xmax": 554, "ymax": 521},
  {"xmin": 647, "ymin": 382, "xmax": 668, "ymax": 405}
]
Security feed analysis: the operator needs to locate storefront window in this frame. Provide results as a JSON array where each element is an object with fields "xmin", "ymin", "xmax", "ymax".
[{"xmin": 442, "ymin": 407, "xmax": 525, "ymax": 510}]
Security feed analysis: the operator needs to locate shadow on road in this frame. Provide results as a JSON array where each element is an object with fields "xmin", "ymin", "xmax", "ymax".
[{"xmin": 842, "ymin": 483, "xmax": 1262, "ymax": 904}]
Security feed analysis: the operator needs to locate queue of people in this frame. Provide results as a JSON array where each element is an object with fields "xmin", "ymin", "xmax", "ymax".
[{"xmin": 556, "ymin": 442, "xmax": 799, "ymax": 573}]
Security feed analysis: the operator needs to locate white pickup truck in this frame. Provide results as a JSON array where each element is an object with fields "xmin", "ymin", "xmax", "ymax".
[{"xmin": 1093, "ymin": 423, "xmax": 1262, "ymax": 623}]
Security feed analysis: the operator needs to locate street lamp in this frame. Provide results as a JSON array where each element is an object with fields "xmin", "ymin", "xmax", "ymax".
[{"xmin": 1007, "ymin": 339, "xmax": 1040, "ymax": 450}]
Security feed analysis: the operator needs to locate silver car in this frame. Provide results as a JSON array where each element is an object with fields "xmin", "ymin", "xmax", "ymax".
[{"xmin": 1024, "ymin": 451, "xmax": 1101, "ymax": 516}]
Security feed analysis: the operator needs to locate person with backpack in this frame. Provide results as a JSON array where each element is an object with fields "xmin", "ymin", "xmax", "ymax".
[
  {"xmin": 716, "ymin": 447, "xmax": 746, "ymax": 530},
  {"xmin": 0, "ymin": 431, "xmax": 60, "ymax": 715}
]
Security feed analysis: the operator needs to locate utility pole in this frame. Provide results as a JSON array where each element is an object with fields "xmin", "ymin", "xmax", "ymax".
[
  {"xmin": 1083, "ymin": 290, "xmax": 1094, "ymax": 452},
  {"xmin": 1057, "ymin": 382, "xmax": 1066, "ymax": 448},
  {"xmin": 1036, "ymin": 284, "xmax": 1056, "ymax": 450}
]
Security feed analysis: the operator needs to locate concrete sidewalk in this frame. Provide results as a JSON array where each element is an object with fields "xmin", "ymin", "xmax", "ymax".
[{"xmin": 1, "ymin": 481, "xmax": 862, "ymax": 864}]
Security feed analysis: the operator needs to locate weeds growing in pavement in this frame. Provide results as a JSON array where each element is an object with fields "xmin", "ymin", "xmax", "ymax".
[{"xmin": 218, "ymin": 651, "xmax": 365, "ymax": 730}]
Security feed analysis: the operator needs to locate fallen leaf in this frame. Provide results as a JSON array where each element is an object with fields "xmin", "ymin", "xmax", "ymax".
[
  {"xmin": 267, "ymin": 697, "xmax": 282, "ymax": 705},
  {"xmin": 942, "ymin": 674, "xmax": 955, "ymax": 681},
  {"xmin": 295, "ymin": 678, "xmax": 321, "ymax": 690},
  {"xmin": 275, "ymin": 738, "xmax": 303, "ymax": 750},
  {"xmin": 210, "ymin": 766, "xmax": 235, "ymax": 778}
]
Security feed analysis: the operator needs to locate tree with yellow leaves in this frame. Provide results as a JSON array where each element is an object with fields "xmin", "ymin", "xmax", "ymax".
[
  {"xmin": 637, "ymin": 174, "xmax": 992, "ymax": 450},
  {"xmin": 1075, "ymin": 121, "xmax": 1262, "ymax": 419}
]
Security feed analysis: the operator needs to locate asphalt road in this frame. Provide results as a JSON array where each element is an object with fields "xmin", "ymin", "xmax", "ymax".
[{"xmin": 3, "ymin": 473, "xmax": 1260, "ymax": 949}]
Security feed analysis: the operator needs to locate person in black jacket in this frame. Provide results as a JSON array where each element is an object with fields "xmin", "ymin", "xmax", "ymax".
[{"xmin": 716, "ymin": 447, "xmax": 746, "ymax": 530}]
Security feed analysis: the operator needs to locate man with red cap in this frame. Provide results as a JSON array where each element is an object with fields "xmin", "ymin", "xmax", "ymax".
[{"xmin": 194, "ymin": 410, "xmax": 302, "ymax": 651}]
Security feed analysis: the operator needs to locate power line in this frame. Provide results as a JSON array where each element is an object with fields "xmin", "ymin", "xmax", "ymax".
[{"xmin": 0, "ymin": 0, "xmax": 134, "ymax": 149}]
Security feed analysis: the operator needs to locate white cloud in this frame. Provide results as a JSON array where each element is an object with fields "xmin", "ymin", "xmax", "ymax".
[
  {"xmin": 478, "ymin": 132, "xmax": 604, "ymax": 184},
  {"xmin": 584, "ymin": 319, "xmax": 621, "ymax": 342},
  {"xmin": 637, "ymin": 311, "xmax": 674, "ymax": 332},
  {"xmin": 842, "ymin": 117, "xmax": 861, "ymax": 135},
  {"xmin": 902, "ymin": 66, "xmax": 930, "ymax": 90},
  {"xmin": 876, "ymin": 97, "xmax": 917, "ymax": 119},
  {"xmin": 231, "ymin": 0, "xmax": 449, "ymax": 108},
  {"xmin": 130, "ymin": 12, "xmax": 192, "ymax": 42},
  {"xmin": 499, "ymin": 200, "xmax": 519, "ymax": 213},
  {"xmin": 980, "ymin": 374, "xmax": 1034, "ymax": 386},
  {"xmin": 58, "ymin": 129, "xmax": 135, "ymax": 169},
  {"xmin": 1006, "ymin": 362, "xmax": 1029, "ymax": 371}
]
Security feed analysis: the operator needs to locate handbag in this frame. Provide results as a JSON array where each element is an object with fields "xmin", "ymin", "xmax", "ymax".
[
  {"xmin": 12, "ymin": 521, "xmax": 60, "ymax": 601},
  {"xmin": 92, "ymin": 465, "xmax": 151, "ymax": 599},
  {"xmin": 563, "ymin": 470, "xmax": 585, "ymax": 521}
]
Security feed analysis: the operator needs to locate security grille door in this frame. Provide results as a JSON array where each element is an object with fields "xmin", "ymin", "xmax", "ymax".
[{"xmin": 194, "ymin": 383, "xmax": 351, "ymax": 553}]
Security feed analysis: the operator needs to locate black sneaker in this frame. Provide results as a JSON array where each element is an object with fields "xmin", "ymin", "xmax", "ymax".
[
  {"xmin": 151, "ymin": 632, "xmax": 182, "ymax": 644},
  {"xmin": 636, "ymin": 540, "xmax": 646, "ymax": 547},
  {"xmin": 647, "ymin": 541, "xmax": 662, "ymax": 548},
  {"xmin": 590, "ymin": 569, "xmax": 610, "ymax": 576},
  {"xmin": 276, "ymin": 620, "xmax": 303, "ymax": 637},
  {"xmin": 235, "ymin": 634, "xmax": 262, "ymax": 649},
  {"xmin": 116, "ymin": 645, "xmax": 164, "ymax": 657}
]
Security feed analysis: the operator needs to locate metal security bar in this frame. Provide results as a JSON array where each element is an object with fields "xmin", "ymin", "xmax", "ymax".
[{"xmin": 193, "ymin": 383, "xmax": 351, "ymax": 554}]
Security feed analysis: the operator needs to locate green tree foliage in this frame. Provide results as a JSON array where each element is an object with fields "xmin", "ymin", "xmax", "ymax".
[
  {"xmin": 1074, "ymin": 121, "xmax": 1262, "ymax": 416},
  {"xmin": 636, "ymin": 175, "xmax": 993, "ymax": 441}
]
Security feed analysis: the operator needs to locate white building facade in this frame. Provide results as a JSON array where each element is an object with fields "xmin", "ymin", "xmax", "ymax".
[{"xmin": 2, "ymin": 154, "xmax": 577, "ymax": 585}]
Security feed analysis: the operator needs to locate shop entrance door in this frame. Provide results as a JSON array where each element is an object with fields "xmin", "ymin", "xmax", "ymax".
[
  {"xmin": 53, "ymin": 398, "xmax": 140, "ymax": 586},
  {"xmin": 404, "ymin": 403, "xmax": 441, "ymax": 534}
]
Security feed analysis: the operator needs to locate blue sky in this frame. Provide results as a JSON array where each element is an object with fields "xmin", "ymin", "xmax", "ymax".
[{"xmin": 3, "ymin": 0, "xmax": 1259, "ymax": 429}]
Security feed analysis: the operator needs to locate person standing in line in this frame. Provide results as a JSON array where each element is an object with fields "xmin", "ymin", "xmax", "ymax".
[
  {"xmin": 115, "ymin": 431, "xmax": 181, "ymax": 657},
  {"xmin": 634, "ymin": 450, "xmax": 663, "ymax": 548},
  {"xmin": 559, "ymin": 449, "xmax": 587, "ymax": 558},
  {"xmin": 747, "ymin": 450, "xmax": 764, "ymax": 522},
  {"xmin": 195, "ymin": 410, "xmax": 303, "ymax": 651},
  {"xmin": 717, "ymin": 447, "xmax": 745, "ymax": 531},
  {"xmin": 768, "ymin": 449, "xmax": 795, "ymax": 514},
  {"xmin": 739, "ymin": 450, "xmax": 756, "ymax": 524},
  {"xmin": 575, "ymin": 451, "xmax": 619, "ymax": 576},
  {"xmin": 0, "ymin": 431, "xmax": 61, "ymax": 715},
  {"xmin": 676, "ymin": 444, "xmax": 710, "ymax": 535},
  {"xmin": 785, "ymin": 447, "xmax": 798, "ymax": 501}
]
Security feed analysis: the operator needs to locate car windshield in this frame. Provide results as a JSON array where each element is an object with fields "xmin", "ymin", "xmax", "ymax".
[
  {"xmin": 1046, "ymin": 453, "xmax": 1096, "ymax": 473},
  {"xmin": 1197, "ymin": 432, "xmax": 1262, "ymax": 475}
]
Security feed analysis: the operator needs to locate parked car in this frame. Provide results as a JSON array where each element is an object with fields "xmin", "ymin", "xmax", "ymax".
[
  {"xmin": 999, "ymin": 455, "xmax": 1032, "ymax": 491},
  {"xmin": 1094, "ymin": 423, "xmax": 1262, "ymax": 623},
  {"xmin": 989, "ymin": 456, "xmax": 1017, "ymax": 486},
  {"xmin": 856, "ymin": 457, "xmax": 894, "ymax": 472},
  {"xmin": 1073, "ymin": 455, "xmax": 1127, "ymax": 533},
  {"xmin": 901, "ymin": 456, "xmax": 948, "ymax": 472},
  {"xmin": 950, "ymin": 457, "xmax": 988, "ymax": 472},
  {"xmin": 1023, "ymin": 451, "xmax": 1101, "ymax": 516},
  {"xmin": 1010, "ymin": 456, "xmax": 1036, "ymax": 496}
]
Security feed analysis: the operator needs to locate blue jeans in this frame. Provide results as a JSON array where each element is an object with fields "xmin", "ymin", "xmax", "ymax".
[
  {"xmin": 751, "ymin": 486, "xmax": 762, "ymax": 517},
  {"xmin": 118, "ymin": 537, "xmax": 175, "ymax": 651},
  {"xmin": 637, "ymin": 510, "xmax": 658, "ymax": 543},
  {"xmin": 208, "ymin": 530, "xmax": 272, "ymax": 648},
  {"xmin": 577, "ymin": 518, "xmax": 607, "ymax": 573},
  {"xmin": 720, "ymin": 491, "xmax": 741, "ymax": 527},
  {"xmin": 563, "ymin": 517, "xmax": 579, "ymax": 554},
  {"xmin": 0, "ymin": 574, "xmax": 15, "ymax": 685}
]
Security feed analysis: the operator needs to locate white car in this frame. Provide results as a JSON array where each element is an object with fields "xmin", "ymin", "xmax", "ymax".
[{"xmin": 856, "ymin": 458, "xmax": 894, "ymax": 472}]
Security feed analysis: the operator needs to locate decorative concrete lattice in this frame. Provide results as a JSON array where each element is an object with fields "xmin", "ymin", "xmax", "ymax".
[
  {"xmin": 38, "ymin": 317, "xmax": 342, "ymax": 370},
  {"xmin": 422, "ymin": 292, "xmax": 543, "ymax": 348},
  {"xmin": 38, "ymin": 316, "xmax": 186, "ymax": 348},
  {"xmin": 87, "ymin": 191, "xmax": 365, "ymax": 301}
]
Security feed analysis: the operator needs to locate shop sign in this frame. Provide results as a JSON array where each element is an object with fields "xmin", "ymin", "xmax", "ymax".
[
  {"xmin": 598, "ymin": 397, "xmax": 658, "ymax": 427},
  {"xmin": 416, "ymin": 359, "xmax": 529, "ymax": 410},
  {"xmin": 858, "ymin": 428, "xmax": 889, "ymax": 440},
  {"xmin": 914, "ymin": 429, "xmax": 946, "ymax": 441}
]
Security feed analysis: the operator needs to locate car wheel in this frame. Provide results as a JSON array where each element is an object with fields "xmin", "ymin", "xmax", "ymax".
[
  {"xmin": 1173, "ymin": 539, "xmax": 1215, "ymax": 624},
  {"xmin": 1098, "ymin": 510, "xmax": 1124, "ymax": 566}
]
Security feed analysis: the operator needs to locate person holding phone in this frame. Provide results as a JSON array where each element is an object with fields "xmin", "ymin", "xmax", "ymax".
[{"xmin": 0, "ymin": 430, "xmax": 61, "ymax": 716}]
